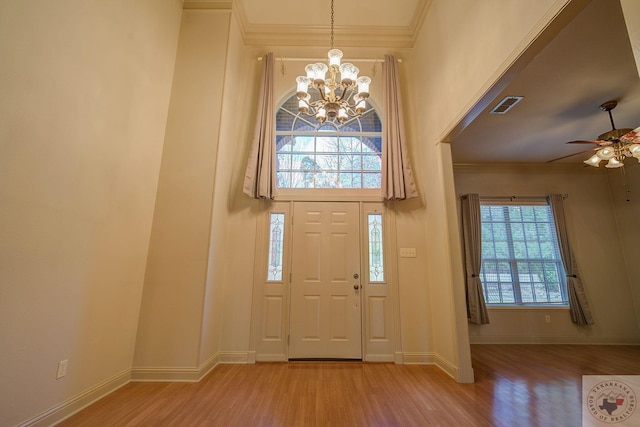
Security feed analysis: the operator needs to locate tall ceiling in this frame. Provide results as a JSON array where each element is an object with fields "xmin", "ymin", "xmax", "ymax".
[{"xmin": 184, "ymin": 0, "xmax": 640, "ymax": 166}]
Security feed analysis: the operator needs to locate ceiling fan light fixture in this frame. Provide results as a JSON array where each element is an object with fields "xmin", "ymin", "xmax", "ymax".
[
  {"xmin": 584, "ymin": 153, "xmax": 602, "ymax": 167},
  {"xmin": 581, "ymin": 102, "xmax": 640, "ymax": 168},
  {"xmin": 596, "ymin": 146, "xmax": 615, "ymax": 160},
  {"xmin": 628, "ymin": 143, "xmax": 640, "ymax": 158},
  {"xmin": 605, "ymin": 157, "xmax": 623, "ymax": 168}
]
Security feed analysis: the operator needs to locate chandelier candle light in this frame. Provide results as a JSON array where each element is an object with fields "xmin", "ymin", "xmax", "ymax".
[{"xmin": 295, "ymin": 0, "xmax": 371, "ymax": 123}]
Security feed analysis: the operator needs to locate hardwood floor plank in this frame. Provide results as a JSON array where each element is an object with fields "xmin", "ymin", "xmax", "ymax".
[{"xmin": 58, "ymin": 345, "xmax": 640, "ymax": 427}]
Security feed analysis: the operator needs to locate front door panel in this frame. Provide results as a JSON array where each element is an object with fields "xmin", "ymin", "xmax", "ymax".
[{"xmin": 289, "ymin": 202, "xmax": 362, "ymax": 359}]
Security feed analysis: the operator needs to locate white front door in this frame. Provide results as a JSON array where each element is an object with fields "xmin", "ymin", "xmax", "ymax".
[{"xmin": 289, "ymin": 202, "xmax": 362, "ymax": 359}]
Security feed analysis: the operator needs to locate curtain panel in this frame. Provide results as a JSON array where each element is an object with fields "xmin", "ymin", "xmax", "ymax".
[
  {"xmin": 382, "ymin": 55, "xmax": 418, "ymax": 201},
  {"xmin": 460, "ymin": 193, "xmax": 490, "ymax": 324},
  {"xmin": 549, "ymin": 194, "xmax": 595, "ymax": 325},
  {"xmin": 243, "ymin": 52, "xmax": 276, "ymax": 199}
]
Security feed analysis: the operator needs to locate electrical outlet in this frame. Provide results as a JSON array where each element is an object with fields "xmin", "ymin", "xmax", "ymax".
[
  {"xmin": 56, "ymin": 360, "xmax": 68, "ymax": 379},
  {"xmin": 545, "ymin": 315, "xmax": 551, "ymax": 324}
]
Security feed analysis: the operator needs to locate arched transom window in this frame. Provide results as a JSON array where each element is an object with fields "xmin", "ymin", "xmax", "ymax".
[{"xmin": 275, "ymin": 94, "xmax": 382, "ymax": 189}]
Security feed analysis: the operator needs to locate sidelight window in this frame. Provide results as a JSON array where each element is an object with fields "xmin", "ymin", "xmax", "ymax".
[
  {"xmin": 367, "ymin": 213, "xmax": 385, "ymax": 282},
  {"xmin": 267, "ymin": 213, "xmax": 285, "ymax": 281}
]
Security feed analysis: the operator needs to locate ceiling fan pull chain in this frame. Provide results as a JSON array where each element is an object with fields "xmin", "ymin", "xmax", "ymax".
[{"xmin": 620, "ymin": 167, "xmax": 632, "ymax": 202}]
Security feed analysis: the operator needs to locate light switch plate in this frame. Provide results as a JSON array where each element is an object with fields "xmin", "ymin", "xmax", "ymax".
[{"xmin": 399, "ymin": 248, "xmax": 417, "ymax": 258}]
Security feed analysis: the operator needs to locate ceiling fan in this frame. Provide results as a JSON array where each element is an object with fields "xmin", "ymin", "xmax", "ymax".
[{"xmin": 549, "ymin": 100, "xmax": 640, "ymax": 167}]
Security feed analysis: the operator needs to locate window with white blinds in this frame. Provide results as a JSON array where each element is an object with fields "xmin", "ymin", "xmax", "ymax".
[{"xmin": 479, "ymin": 202, "xmax": 568, "ymax": 305}]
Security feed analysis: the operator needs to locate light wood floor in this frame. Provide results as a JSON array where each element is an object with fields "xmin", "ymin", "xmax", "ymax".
[{"xmin": 59, "ymin": 345, "xmax": 640, "ymax": 427}]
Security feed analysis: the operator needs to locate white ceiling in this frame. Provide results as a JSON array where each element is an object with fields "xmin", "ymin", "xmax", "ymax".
[
  {"xmin": 451, "ymin": 0, "xmax": 640, "ymax": 165},
  {"xmin": 239, "ymin": 0, "xmax": 421, "ymax": 28},
  {"xmin": 224, "ymin": 0, "xmax": 427, "ymax": 47}
]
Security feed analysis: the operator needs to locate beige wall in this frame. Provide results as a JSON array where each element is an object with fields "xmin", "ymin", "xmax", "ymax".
[
  {"xmin": 454, "ymin": 164, "xmax": 640, "ymax": 343},
  {"xmin": 408, "ymin": 0, "xmax": 579, "ymax": 380},
  {"xmin": 605, "ymin": 162, "xmax": 640, "ymax": 328},
  {"xmin": 205, "ymin": 12, "xmax": 257, "ymax": 360},
  {"xmin": 133, "ymin": 10, "xmax": 232, "ymax": 372},
  {"xmin": 0, "ymin": 0, "xmax": 182, "ymax": 425}
]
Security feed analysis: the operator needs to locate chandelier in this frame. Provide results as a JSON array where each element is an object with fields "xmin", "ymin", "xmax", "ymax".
[
  {"xmin": 581, "ymin": 102, "xmax": 640, "ymax": 168},
  {"xmin": 295, "ymin": 0, "xmax": 371, "ymax": 123}
]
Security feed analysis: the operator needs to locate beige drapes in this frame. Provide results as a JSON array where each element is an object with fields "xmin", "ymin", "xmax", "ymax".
[
  {"xmin": 460, "ymin": 193, "xmax": 490, "ymax": 324},
  {"xmin": 243, "ymin": 52, "xmax": 276, "ymax": 199},
  {"xmin": 382, "ymin": 55, "xmax": 418, "ymax": 201},
  {"xmin": 548, "ymin": 194, "xmax": 594, "ymax": 325}
]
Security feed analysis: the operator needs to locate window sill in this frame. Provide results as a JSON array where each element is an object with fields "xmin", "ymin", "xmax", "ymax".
[{"xmin": 486, "ymin": 305, "xmax": 569, "ymax": 311}]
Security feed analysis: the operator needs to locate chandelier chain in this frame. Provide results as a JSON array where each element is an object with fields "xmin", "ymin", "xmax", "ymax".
[{"xmin": 330, "ymin": 0, "xmax": 334, "ymax": 49}]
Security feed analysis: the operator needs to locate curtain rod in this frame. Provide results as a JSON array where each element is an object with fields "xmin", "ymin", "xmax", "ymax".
[
  {"xmin": 458, "ymin": 194, "xmax": 568, "ymax": 200},
  {"xmin": 257, "ymin": 56, "xmax": 399, "ymax": 63}
]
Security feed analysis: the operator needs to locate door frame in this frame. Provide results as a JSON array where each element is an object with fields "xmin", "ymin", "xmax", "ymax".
[{"xmin": 249, "ymin": 200, "xmax": 402, "ymax": 363}]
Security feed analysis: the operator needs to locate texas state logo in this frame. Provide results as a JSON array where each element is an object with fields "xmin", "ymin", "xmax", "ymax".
[{"xmin": 584, "ymin": 377, "xmax": 638, "ymax": 425}]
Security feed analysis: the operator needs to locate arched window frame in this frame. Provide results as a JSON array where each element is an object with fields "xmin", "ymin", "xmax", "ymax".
[{"xmin": 273, "ymin": 91, "xmax": 384, "ymax": 201}]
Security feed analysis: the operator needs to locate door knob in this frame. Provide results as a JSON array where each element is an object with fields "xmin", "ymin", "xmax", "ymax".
[{"xmin": 354, "ymin": 284, "xmax": 360, "ymax": 290}]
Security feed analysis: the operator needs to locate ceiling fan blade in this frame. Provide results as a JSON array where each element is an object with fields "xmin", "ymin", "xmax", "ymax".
[
  {"xmin": 546, "ymin": 148, "xmax": 596, "ymax": 163},
  {"xmin": 566, "ymin": 140, "xmax": 603, "ymax": 145}
]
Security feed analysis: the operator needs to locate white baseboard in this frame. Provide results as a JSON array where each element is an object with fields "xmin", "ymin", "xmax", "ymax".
[
  {"xmin": 131, "ymin": 366, "xmax": 202, "ymax": 382},
  {"xmin": 401, "ymin": 351, "xmax": 436, "ymax": 364},
  {"xmin": 131, "ymin": 353, "xmax": 222, "ymax": 382},
  {"xmin": 364, "ymin": 354, "xmax": 395, "ymax": 362},
  {"xmin": 19, "ymin": 369, "xmax": 131, "ymax": 427},
  {"xmin": 433, "ymin": 353, "xmax": 459, "ymax": 380},
  {"xmin": 469, "ymin": 335, "xmax": 640, "ymax": 345},
  {"xmin": 400, "ymin": 352, "xmax": 462, "ymax": 381},
  {"xmin": 256, "ymin": 353, "xmax": 287, "ymax": 362},
  {"xmin": 218, "ymin": 351, "xmax": 252, "ymax": 364}
]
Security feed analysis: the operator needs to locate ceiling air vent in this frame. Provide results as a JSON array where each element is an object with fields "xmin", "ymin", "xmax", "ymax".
[{"xmin": 489, "ymin": 96, "xmax": 523, "ymax": 114}]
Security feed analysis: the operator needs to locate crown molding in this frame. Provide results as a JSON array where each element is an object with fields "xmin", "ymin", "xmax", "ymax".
[
  {"xmin": 232, "ymin": 0, "xmax": 249, "ymax": 43},
  {"xmin": 183, "ymin": 0, "xmax": 426, "ymax": 49},
  {"xmin": 183, "ymin": 0, "xmax": 232, "ymax": 10},
  {"xmin": 242, "ymin": 24, "xmax": 414, "ymax": 48},
  {"xmin": 410, "ymin": 0, "xmax": 432, "ymax": 46}
]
